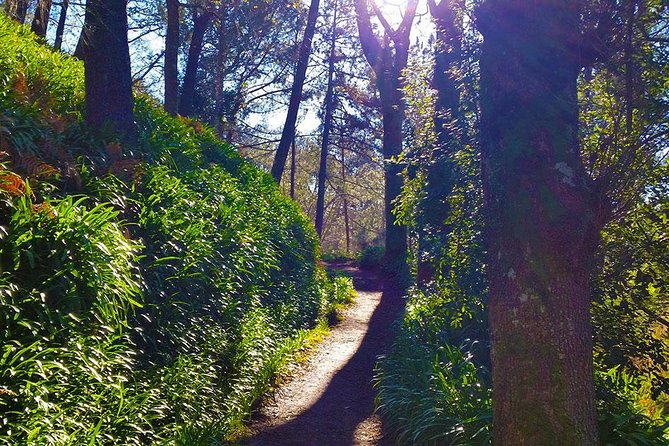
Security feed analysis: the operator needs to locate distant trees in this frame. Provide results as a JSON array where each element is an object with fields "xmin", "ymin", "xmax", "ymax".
[
  {"xmin": 82, "ymin": 0, "xmax": 135, "ymax": 141},
  {"xmin": 53, "ymin": 0, "xmax": 69, "ymax": 49},
  {"xmin": 314, "ymin": 0, "xmax": 339, "ymax": 238}
]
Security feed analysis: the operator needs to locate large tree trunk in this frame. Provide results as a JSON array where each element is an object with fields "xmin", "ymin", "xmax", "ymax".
[
  {"xmin": 82, "ymin": 0, "xmax": 135, "ymax": 141},
  {"xmin": 315, "ymin": 5, "xmax": 338, "ymax": 238},
  {"xmin": 178, "ymin": 9, "xmax": 211, "ymax": 116},
  {"xmin": 31, "ymin": 0, "xmax": 52, "ymax": 37},
  {"xmin": 5, "ymin": 0, "xmax": 29, "ymax": 23},
  {"xmin": 53, "ymin": 0, "xmax": 69, "ymax": 50},
  {"xmin": 478, "ymin": 1, "xmax": 601, "ymax": 443},
  {"xmin": 270, "ymin": 0, "xmax": 320, "ymax": 183},
  {"xmin": 164, "ymin": 0, "xmax": 179, "ymax": 115}
]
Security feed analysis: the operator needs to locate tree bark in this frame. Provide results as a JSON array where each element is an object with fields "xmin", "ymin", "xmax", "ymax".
[
  {"xmin": 82, "ymin": 0, "xmax": 136, "ymax": 141},
  {"xmin": 5, "ymin": 0, "xmax": 29, "ymax": 23},
  {"xmin": 290, "ymin": 138, "xmax": 296, "ymax": 200},
  {"xmin": 213, "ymin": 3, "xmax": 229, "ymax": 131},
  {"xmin": 380, "ymin": 78, "xmax": 409, "ymax": 283},
  {"xmin": 178, "ymin": 8, "xmax": 211, "ymax": 116},
  {"xmin": 340, "ymin": 143, "xmax": 350, "ymax": 254},
  {"xmin": 315, "ymin": 4, "xmax": 338, "ymax": 238},
  {"xmin": 164, "ymin": 0, "xmax": 179, "ymax": 115},
  {"xmin": 478, "ymin": 1, "xmax": 601, "ymax": 443},
  {"xmin": 31, "ymin": 0, "xmax": 52, "ymax": 37},
  {"xmin": 73, "ymin": 25, "xmax": 84, "ymax": 59},
  {"xmin": 53, "ymin": 0, "xmax": 69, "ymax": 50},
  {"xmin": 270, "ymin": 0, "xmax": 320, "ymax": 183}
]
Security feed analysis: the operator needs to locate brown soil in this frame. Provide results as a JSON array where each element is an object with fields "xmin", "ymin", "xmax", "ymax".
[{"xmin": 241, "ymin": 264, "xmax": 404, "ymax": 446}]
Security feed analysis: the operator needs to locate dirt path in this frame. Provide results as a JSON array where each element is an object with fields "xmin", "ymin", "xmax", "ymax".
[{"xmin": 241, "ymin": 264, "xmax": 404, "ymax": 446}]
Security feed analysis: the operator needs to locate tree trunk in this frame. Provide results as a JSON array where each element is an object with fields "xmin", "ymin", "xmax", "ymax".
[
  {"xmin": 290, "ymin": 138, "xmax": 296, "ymax": 200},
  {"xmin": 73, "ymin": 26, "xmax": 84, "ymax": 59},
  {"xmin": 178, "ymin": 9, "xmax": 211, "ymax": 116},
  {"xmin": 341, "ymin": 144, "xmax": 350, "ymax": 254},
  {"xmin": 315, "ymin": 4, "xmax": 338, "ymax": 238},
  {"xmin": 82, "ymin": 0, "xmax": 135, "ymax": 141},
  {"xmin": 31, "ymin": 0, "xmax": 52, "ymax": 37},
  {"xmin": 164, "ymin": 0, "xmax": 179, "ymax": 115},
  {"xmin": 270, "ymin": 0, "xmax": 320, "ymax": 183},
  {"xmin": 53, "ymin": 0, "xmax": 69, "ymax": 50},
  {"xmin": 213, "ymin": 4, "xmax": 229, "ymax": 131},
  {"xmin": 355, "ymin": 0, "xmax": 417, "ymax": 289},
  {"xmin": 380, "ymin": 81, "xmax": 409, "ymax": 284},
  {"xmin": 478, "ymin": 1, "xmax": 601, "ymax": 443},
  {"xmin": 5, "ymin": 0, "xmax": 29, "ymax": 23}
]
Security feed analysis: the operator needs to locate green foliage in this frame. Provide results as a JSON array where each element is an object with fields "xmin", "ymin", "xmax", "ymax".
[
  {"xmin": 596, "ymin": 367, "xmax": 669, "ymax": 445},
  {"xmin": 375, "ymin": 317, "xmax": 491, "ymax": 445},
  {"xmin": 358, "ymin": 245, "xmax": 384, "ymax": 270},
  {"xmin": 0, "ymin": 13, "xmax": 339, "ymax": 444}
]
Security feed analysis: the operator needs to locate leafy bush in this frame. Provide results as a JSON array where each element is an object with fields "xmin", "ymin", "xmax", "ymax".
[
  {"xmin": 358, "ymin": 245, "xmax": 384, "ymax": 270},
  {"xmin": 0, "ymin": 14, "xmax": 339, "ymax": 444},
  {"xmin": 375, "ymin": 284, "xmax": 491, "ymax": 446}
]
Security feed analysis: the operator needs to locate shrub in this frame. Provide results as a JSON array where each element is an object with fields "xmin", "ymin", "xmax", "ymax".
[{"xmin": 359, "ymin": 245, "xmax": 384, "ymax": 270}]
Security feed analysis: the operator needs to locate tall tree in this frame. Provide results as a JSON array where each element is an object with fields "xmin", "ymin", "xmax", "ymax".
[
  {"xmin": 315, "ymin": 0, "xmax": 339, "ymax": 238},
  {"xmin": 53, "ymin": 0, "xmax": 69, "ymax": 50},
  {"xmin": 270, "ymin": 0, "xmax": 320, "ymax": 183},
  {"xmin": 82, "ymin": 0, "xmax": 136, "ymax": 141},
  {"xmin": 164, "ymin": 0, "xmax": 179, "ymax": 114},
  {"xmin": 178, "ymin": 5, "xmax": 211, "ymax": 116},
  {"xmin": 31, "ymin": 0, "xmax": 52, "ymax": 37},
  {"xmin": 355, "ymin": 0, "xmax": 418, "ymax": 287},
  {"xmin": 477, "ymin": 0, "xmax": 601, "ymax": 442}
]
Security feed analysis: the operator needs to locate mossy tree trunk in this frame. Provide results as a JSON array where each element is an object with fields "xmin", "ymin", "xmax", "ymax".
[
  {"xmin": 82, "ymin": 0, "xmax": 136, "ymax": 141},
  {"xmin": 417, "ymin": 0, "xmax": 464, "ymax": 285},
  {"xmin": 478, "ymin": 1, "xmax": 602, "ymax": 444}
]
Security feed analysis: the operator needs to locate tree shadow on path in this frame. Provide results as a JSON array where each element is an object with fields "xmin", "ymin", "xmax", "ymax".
[{"xmin": 243, "ymin": 265, "xmax": 404, "ymax": 446}]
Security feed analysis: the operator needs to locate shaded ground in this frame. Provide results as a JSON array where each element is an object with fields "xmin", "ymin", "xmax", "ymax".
[{"xmin": 241, "ymin": 263, "xmax": 404, "ymax": 446}]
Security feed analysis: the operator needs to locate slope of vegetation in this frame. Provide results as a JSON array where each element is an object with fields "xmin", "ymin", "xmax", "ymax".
[{"xmin": 0, "ymin": 14, "xmax": 352, "ymax": 444}]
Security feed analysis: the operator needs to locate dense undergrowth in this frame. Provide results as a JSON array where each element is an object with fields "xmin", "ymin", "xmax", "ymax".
[{"xmin": 0, "ymin": 15, "xmax": 354, "ymax": 444}]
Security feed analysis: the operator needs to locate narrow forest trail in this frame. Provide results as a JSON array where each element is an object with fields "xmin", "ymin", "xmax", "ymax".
[{"xmin": 241, "ymin": 264, "xmax": 404, "ymax": 446}]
